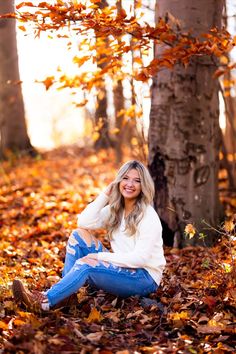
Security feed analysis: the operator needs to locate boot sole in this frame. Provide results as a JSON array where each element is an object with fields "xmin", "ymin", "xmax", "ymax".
[{"xmin": 12, "ymin": 280, "xmax": 41, "ymax": 313}]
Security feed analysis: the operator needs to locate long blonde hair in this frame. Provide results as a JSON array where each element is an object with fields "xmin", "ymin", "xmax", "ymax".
[{"xmin": 107, "ymin": 160, "xmax": 155, "ymax": 238}]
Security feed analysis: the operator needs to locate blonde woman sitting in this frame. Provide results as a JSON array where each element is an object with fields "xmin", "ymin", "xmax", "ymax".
[{"xmin": 12, "ymin": 160, "xmax": 166, "ymax": 312}]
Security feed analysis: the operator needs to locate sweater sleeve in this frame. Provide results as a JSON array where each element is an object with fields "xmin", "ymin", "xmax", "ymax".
[
  {"xmin": 77, "ymin": 192, "xmax": 110, "ymax": 229},
  {"xmin": 97, "ymin": 208, "xmax": 165, "ymax": 269}
]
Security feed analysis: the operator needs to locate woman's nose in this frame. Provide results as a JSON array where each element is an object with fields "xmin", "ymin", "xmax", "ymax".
[{"xmin": 127, "ymin": 179, "xmax": 134, "ymax": 186}]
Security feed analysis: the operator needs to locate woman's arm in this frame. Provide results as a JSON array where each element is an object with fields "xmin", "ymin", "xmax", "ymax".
[{"xmin": 77, "ymin": 192, "xmax": 110, "ymax": 229}]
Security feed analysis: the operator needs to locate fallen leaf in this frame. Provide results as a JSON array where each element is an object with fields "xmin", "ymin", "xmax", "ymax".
[
  {"xmin": 86, "ymin": 307, "xmax": 104, "ymax": 323},
  {"xmin": 86, "ymin": 331, "xmax": 104, "ymax": 342}
]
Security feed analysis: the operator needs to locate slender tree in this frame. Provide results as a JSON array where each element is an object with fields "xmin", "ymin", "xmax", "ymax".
[
  {"xmin": 0, "ymin": 0, "xmax": 33, "ymax": 158},
  {"xmin": 94, "ymin": 0, "xmax": 113, "ymax": 149},
  {"xmin": 113, "ymin": 0, "xmax": 125, "ymax": 162},
  {"xmin": 148, "ymin": 0, "xmax": 224, "ymax": 246},
  {"xmin": 220, "ymin": 1, "xmax": 236, "ymax": 186}
]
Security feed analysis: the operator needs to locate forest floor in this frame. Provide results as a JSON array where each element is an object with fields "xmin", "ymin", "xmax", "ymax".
[{"xmin": 0, "ymin": 146, "xmax": 235, "ymax": 354}]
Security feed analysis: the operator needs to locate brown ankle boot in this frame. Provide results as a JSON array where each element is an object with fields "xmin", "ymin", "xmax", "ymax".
[{"xmin": 12, "ymin": 279, "xmax": 49, "ymax": 313}]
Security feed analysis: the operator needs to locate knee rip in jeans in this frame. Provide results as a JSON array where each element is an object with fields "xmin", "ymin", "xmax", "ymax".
[
  {"xmin": 72, "ymin": 231, "xmax": 100, "ymax": 250},
  {"xmin": 67, "ymin": 244, "xmax": 76, "ymax": 255},
  {"xmin": 68, "ymin": 234, "xmax": 79, "ymax": 246},
  {"xmin": 75, "ymin": 259, "xmax": 115, "ymax": 269}
]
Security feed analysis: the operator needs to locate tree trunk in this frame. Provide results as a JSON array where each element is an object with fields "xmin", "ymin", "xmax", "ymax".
[
  {"xmin": 0, "ymin": 0, "xmax": 34, "ymax": 158},
  {"xmin": 113, "ymin": 0, "xmax": 125, "ymax": 162},
  {"xmin": 94, "ymin": 0, "xmax": 113, "ymax": 150},
  {"xmin": 148, "ymin": 0, "xmax": 223, "ymax": 247},
  {"xmin": 114, "ymin": 77, "xmax": 125, "ymax": 162},
  {"xmin": 94, "ymin": 86, "xmax": 111, "ymax": 149}
]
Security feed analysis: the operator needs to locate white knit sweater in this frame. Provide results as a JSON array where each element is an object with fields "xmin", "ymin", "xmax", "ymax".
[{"xmin": 77, "ymin": 192, "xmax": 166, "ymax": 285}]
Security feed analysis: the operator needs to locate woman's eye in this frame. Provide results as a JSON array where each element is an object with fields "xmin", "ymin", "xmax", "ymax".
[{"xmin": 123, "ymin": 176, "xmax": 128, "ymax": 180}]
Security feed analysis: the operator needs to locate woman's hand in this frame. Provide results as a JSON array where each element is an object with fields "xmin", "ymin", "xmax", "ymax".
[
  {"xmin": 79, "ymin": 253, "xmax": 110, "ymax": 268},
  {"xmin": 104, "ymin": 182, "xmax": 115, "ymax": 197},
  {"xmin": 80, "ymin": 254, "xmax": 98, "ymax": 266}
]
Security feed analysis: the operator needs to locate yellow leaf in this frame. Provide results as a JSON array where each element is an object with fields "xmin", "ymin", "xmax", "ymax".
[
  {"xmin": 131, "ymin": 137, "xmax": 138, "ymax": 146},
  {"xmin": 220, "ymin": 56, "xmax": 229, "ymax": 65},
  {"xmin": 92, "ymin": 132, "xmax": 100, "ymax": 142},
  {"xmin": 117, "ymin": 109, "xmax": 125, "ymax": 117},
  {"xmin": 184, "ymin": 224, "xmax": 196, "ymax": 239},
  {"xmin": 223, "ymin": 220, "xmax": 235, "ymax": 232},
  {"xmin": 170, "ymin": 311, "xmax": 189, "ymax": 321},
  {"xmin": 208, "ymin": 319, "xmax": 224, "ymax": 328},
  {"xmin": 86, "ymin": 307, "xmax": 103, "ymax": 323},
  {"xmin": 110, "ymin": 128, "xmax": 120, "ymax": 135},
  {"xmin": 135, "ymin": 0, "xmax": 142, "ymax": 8},
  {"xmin": 73, "ymin": 56, "xmax": 90, "ymax": 67}
]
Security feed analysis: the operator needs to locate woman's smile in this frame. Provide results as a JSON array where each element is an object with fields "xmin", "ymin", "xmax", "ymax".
[{"xmin": 119, "ymin": 169, "xmax": 141, "ymax": 201}]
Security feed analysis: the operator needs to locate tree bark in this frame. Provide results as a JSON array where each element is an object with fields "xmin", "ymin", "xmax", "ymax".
[
  {"xmin": 113, "ymin": 0, "xmax": 125, "ymax": 162},
  {"xmin": 0, "ymin": 0, "xmax": 34, "ymax": 158},
  {"xmin": 148, "ymin": 0, "xmax": 223, "ymax": 247},
  {"xmin": 114, "ymin": 77, "xmax": 125, "ymax": 162},
  {"xmin": 94, "ymin": 0, "xmax": 113, "ymax": 150}
]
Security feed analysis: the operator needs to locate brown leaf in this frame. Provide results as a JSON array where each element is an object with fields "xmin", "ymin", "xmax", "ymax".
[
  {"xmin": 126, "ymin": 309, "xmax": 143, "ymax": 319},
  {"xmin": 86, "ymin": 331, "xmax": 104, "ymax": 342},
  {"xmin": 104, "ymin": 310, "xmax": 120, "ymax": 323}
]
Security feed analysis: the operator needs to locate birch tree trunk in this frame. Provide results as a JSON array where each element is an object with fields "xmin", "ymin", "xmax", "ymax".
[
  {"xmin": 0, "ymin": 0, "xmax": 33, "ymax": 158},
  {"xmin": 148, "ymin": 0, "xmax": 223, "ymax": 246}
]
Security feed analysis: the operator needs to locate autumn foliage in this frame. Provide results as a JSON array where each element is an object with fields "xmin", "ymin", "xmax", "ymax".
[
  {"xmin": 0, "ymin": 1, "xmax": 236, "ymax": 352},
  {"xmin": 0, "ymin": 147, "xmax": 235, "ymax": 352},
  {"xmin": 1, "ymin": 0, "xmax": 236, "ymax": 94}
]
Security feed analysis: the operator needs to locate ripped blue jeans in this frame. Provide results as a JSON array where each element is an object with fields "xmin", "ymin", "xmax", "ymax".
[{"xmin": 45, "ymin": 230, "xmax": 158, "ymax": 307}]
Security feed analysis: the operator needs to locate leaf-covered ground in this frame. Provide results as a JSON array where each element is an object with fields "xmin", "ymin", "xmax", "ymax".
[{"xmin": 0, "ymin": 147, "xmax": 235, "ymax": 354}]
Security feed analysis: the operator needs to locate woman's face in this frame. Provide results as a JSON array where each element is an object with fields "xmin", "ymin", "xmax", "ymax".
[{"xmin": 119, "ymin": 168, "xmax": 142, "ymax": 202}]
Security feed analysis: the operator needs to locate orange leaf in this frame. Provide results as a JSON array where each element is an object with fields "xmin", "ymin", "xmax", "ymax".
[
  {"xmin": 74, "ymin": 99, "xmax": 88, "ymax": 107},
  {"xmin": 42, "ymin": 76, "xmax": 55, "ymax": 90},
  {"xmin": 0, "ymin": 320, "xmax": 8, "ymax": 330},
  {"xmin": 135, "ymin": 72, "xmax": 149, "ymax": 82},
  {"xmin": 14, "ymin": 319, "xmax": 26, "ymax": 326},
  {"xmin": 133, "ymin": 57, "xmax": 143, "ymax": 65},
  {"xmin": 86, "ymin": 307, "xmax": 103, "ymax": 323},
  {"xmin": 214, "ymin": 68, "xmax": 225, "ymax": 78},
  {"xmin": 16, "ymin": 2, "xmax": 34, "ymax": 10},
  {"xmin": 18, "ymin": 25, "xmax": 26, "ymax": 32},
  {"xmin": 73, "ymin": 56, "xmax": 90, "ymax": 67}
]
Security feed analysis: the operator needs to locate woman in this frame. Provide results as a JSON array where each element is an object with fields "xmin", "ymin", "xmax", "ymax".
[{"xmin": 12, "ymin": 160, "xmax": 166, "ymax": 312}]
